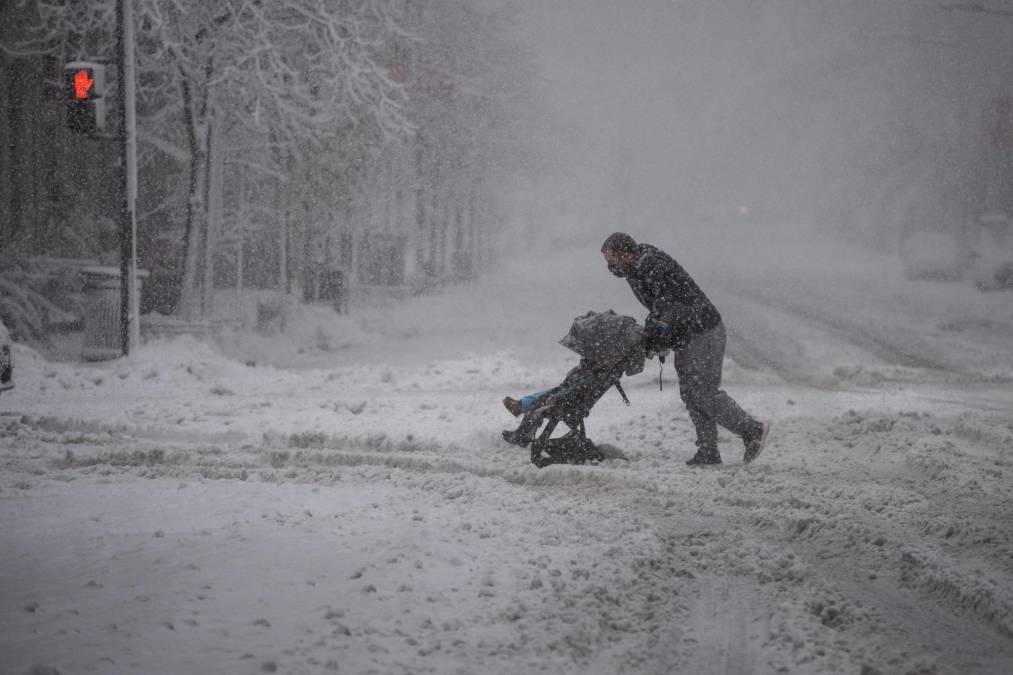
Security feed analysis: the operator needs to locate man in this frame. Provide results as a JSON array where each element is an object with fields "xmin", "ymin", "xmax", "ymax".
[{"xmin": 601, "ymin": 232, "xmax": 769, "ymax": 465}]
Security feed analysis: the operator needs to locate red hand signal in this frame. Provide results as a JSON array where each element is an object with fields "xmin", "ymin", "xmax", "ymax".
[{"xmin": 73, "ymin": 69, "xmax": 94, "ymax": 100}]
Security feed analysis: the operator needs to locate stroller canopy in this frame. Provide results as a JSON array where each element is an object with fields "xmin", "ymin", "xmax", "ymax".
[{"xmin": 558, "ymin": 310, "xmax": 645, "ymax": 377}]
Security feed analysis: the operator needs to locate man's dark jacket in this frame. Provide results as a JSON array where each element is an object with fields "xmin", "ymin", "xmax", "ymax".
[{"xmin": 623, "ymin": 243, "xmax": 721, "ymax": 349}]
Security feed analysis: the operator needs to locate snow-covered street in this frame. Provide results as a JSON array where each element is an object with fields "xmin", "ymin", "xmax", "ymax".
[{"xmin": 2, "ymin": 240, "xmax": 1012, "ymax": 675}]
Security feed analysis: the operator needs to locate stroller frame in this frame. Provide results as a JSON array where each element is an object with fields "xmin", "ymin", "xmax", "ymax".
[
  {"xmin": 503, "ymin": 366, "xmax": 628, "ymax": 468},
  {"xmin": 529, "ymin": 415, "xmax": 604, "ymax": 468},
  {"xmin": 502, "ymin": 309, "xmax": 645, "ymax": 468}
]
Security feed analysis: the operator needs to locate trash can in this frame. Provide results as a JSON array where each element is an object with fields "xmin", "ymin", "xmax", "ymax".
[
  {"xmin": 81, "ymin": 265, "xmax": 148, "ymax": 361},
  {"xmin": 319, "ymin": 269, "xmax": 348, "ymax": 314}
]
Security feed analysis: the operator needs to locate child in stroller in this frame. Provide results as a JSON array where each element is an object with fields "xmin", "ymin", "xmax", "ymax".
[{"xmin": 501, "ymin": 310, "xmax": 648, "ymax": 468}]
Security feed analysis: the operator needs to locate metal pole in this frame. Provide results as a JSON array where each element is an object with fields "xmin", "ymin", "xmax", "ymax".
[
  {"xmin": 126, "ymin": 0, "xmax": 139, "ymax": 353},
  {"xmin": 281, "ymin": 210, "xmax": 289, "ymax": 293},
  {"xmin": 116, "ymin": 0, "xmax": 139, "ymax": 355}
]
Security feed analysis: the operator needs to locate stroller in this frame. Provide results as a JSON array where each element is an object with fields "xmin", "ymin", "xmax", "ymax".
[{"xmin": 502, "ymin": 310, "xmax": 646, "ymax": 468}]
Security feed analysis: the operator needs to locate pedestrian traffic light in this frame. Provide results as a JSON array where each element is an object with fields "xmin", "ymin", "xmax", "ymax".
[{"xmin": 64, "ymin": 61, "xmax": 107, "ymax": 134}]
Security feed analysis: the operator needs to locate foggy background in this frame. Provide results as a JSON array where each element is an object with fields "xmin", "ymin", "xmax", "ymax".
[
  {"xmin": 1, "ymin": 0, "xmax": 1012, "ymax": 351},
  {"xmin": 517, "ymin": 0, "xmax": 1013, "ymax": 253}
]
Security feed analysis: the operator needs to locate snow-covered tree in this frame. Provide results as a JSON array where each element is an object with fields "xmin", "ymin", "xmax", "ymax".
[
  {"xmin": 8, "ymin": 0, "xmax": 411, "ymax": 318},
  {"xmin": 393, "ymin": 0, "xmax": 545, "ymax": 284},
  {"xmin": 4, "ymin": 0, "xmax": 547, "ymax": 334}
]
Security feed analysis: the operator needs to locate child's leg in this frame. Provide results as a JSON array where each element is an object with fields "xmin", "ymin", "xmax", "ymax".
[
  {"xmin": 503, "ymin": 388, "xmax": 554, "ymax": 417},
  {"xmin": 502, "ymin": 388, "xmax": 558, "ymax": 447},
  {"xmin": 503, "ymin": 408, "xmax": 545, "ymax": 447},
  {"xmin": 522, "ymin": 390, "xmax": 553, "ymax": 413}
]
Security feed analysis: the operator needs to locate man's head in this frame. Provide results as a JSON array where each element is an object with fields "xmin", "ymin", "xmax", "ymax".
[{"xmin": 601, "ymin": 232, "xmax": 638, "ymax": 277}]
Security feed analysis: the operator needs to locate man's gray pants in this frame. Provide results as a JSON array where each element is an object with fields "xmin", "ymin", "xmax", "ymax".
[{"xmin": 671, "ymin": 322, "xmax": 759, "ymax": 458}]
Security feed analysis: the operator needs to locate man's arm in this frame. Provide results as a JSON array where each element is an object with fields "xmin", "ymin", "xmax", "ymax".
[{"xmin": 641, "ymin": 256, "xmax": 694, "ymax": 328}]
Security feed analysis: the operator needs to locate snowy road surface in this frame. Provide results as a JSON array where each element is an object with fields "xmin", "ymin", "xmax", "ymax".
[{"xmin": 2, "ymin": 240, "xmax": 1012, "ymax": 674}]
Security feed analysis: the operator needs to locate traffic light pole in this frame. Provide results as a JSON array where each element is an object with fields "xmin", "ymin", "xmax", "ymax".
[{"xmin": 115, "ymin": 0, "xmax": 139, "ymax": 355}]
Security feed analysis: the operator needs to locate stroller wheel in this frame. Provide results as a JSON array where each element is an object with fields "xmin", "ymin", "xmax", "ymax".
[{"xmin": 531, "ymin": 435, "xmax": 604, "ymax": 467}]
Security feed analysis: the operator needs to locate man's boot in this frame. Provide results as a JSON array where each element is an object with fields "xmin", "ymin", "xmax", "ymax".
[
  {"xmin": 686, "ymin": 448, "xmax": 722, "ymax": 466},
  {"xmin": 743, "ymin": 421, "xmax": 770, "ymax": 463}
]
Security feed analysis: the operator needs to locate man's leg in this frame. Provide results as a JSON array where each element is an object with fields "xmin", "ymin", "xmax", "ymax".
[
  {"xmin": 676, "ymin": 349, "xmax": 721, "ymax": 463},
  {"xmin": 674, "ymin": 323, "xmax": 763, "ymax": 462},
  {"xmin": 682, "ymin": 399, "xmax": 720, "ymax": 462}
]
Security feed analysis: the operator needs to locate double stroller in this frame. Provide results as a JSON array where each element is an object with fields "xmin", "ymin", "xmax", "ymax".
[{"xmin": 502, "ymin": 310, "xmax": 646, "ymax": 468}]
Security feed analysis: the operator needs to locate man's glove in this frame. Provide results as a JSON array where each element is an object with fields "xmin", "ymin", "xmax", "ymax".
[{"xmin": 641, "ymin": 317, "xmax": 671, "ymax": 352}]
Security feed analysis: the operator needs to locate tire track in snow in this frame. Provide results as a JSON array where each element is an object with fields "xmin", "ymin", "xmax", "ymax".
[
  {"xmin": 721, "ymin": 321, "xmax": 796, "ymax": 381},
  {"xmin": 30, "ymin": 435, "xmax": 659, "ymax": 493},
  {"xmin": 788, "ymin": 535, "xmax": 1013, "ymax": 674},
  {"xmin": 715, "ymin": 290, "xmax": 867, "ymax": 386},
  {"xmin": 717, "ymin": 283, "xmax": 965, "ymax": 375},
  {"xmin": 716, "ymin": 421, "xmax": 1013, "ymax": 673},
  {"xmin": 679, "ymin": 576, "xmax": 771, "ymax": 675}
]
